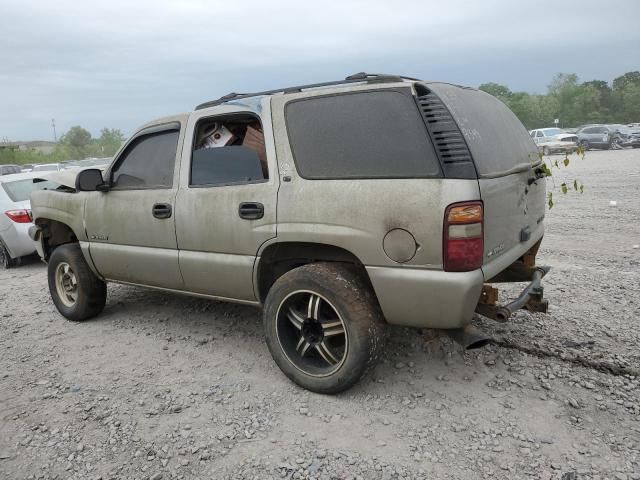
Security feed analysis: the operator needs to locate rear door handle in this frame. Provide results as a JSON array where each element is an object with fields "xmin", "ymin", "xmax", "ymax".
[
  {"xmin": 152, "ymin": 203, "xmax": 172, "ymax": 219},
  {"xmin": 239, "ymin": 202, "xmax": 264, "ymax": 220}
]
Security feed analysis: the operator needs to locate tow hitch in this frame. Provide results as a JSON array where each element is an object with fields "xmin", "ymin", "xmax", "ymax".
[{"xmin": 475, "ymin": 266, "xmax": 550, "ymax": 322}]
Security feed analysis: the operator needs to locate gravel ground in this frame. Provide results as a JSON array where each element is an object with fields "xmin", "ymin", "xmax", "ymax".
[{"xmin": 1, "ymin": 149, "xmax": 639, "ymax": 480}]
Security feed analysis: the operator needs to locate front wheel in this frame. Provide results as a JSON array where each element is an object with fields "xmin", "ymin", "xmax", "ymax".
[
  {"xmin": 542, "ymin": 146, "xmax": 550, "ymax": 156},
  {"xmin": 579, "ymin": 140, "xmax": 590, "ymax": 151},
  {"xmin": 48, "ymin": 243, "xmax": 107, "ymax": 321},
  {"xmin": 263, "ymin": 263, "xmax": 385, "ymax": 394}
]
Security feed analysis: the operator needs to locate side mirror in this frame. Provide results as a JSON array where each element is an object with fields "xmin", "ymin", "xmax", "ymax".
[{"xmin": 75, "ymin": 169, "xmax": 106, "ymax": 192}]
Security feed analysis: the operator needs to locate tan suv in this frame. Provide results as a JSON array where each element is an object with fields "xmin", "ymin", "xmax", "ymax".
[{"xmin": 30, "ymin": 73, "xmax": 550, "ymax": 393}]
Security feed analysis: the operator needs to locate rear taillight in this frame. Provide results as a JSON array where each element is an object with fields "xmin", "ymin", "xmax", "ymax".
[
  {"xmin": 4, "ymin": 209, "xmax": 32, "ymax": 223},
  {"xmin": 443, "ymin": 201, "xmax": 483, "ymax": 272}
]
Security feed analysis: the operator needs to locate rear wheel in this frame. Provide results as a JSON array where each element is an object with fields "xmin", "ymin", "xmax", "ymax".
[
  {"xmin": 0, "ymin": 239, "xmax": 16, "ymax": 269},
  {"xmin": 263, "ymin": 263, "xmax": 385, "ymax": 394},
  {"xmin": 48, "ymin": 243, "xmax": 107, "ymax": 321}
]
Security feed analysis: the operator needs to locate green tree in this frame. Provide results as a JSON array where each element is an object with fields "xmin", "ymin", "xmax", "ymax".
[
  {"xmin": 546, "ymin": 73, "xmax": 582, "ymax": 126},
  {"xmin": 97, "ymin": 128, "xmax": 125, "ymax": 156},
  {"xmin": 479, "ymin": 82, "xmax": 512, "ymax": 100},
  {"xmin": 60, "ymin": 126, "xmax": 92, "ymax": 159},
  {"xmin": 619, "ymin": 82, "xmax": 640, "ymax": 123},
  {"xmin": 612, "ymin": 71, "xmax": 640, "ymax": 91}
]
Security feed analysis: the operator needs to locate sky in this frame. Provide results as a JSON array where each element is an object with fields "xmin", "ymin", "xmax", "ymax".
[{"xmin": 1, "ymin": 0, "xmax": 638, "ymax": 141}]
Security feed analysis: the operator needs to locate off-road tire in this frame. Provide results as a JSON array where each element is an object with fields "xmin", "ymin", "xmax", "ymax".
[
  {"xmin": 263, "ymin": 262, "xmax": 385, "ymax": 394},
  {"xmin": 0, "ymin": 238, "xmax": 16, "ymax": 269},
  {"xmin": 48, "ymin": 243, "xmax": 107, "ymax": 321}
]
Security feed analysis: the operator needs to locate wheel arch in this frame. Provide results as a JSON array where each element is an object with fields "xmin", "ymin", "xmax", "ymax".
[
  {"xmin": 35, "ymin": 218, "xmax": 80, "ymax": 260},
  {"xmin": 255, "ymin": 241, "xmax": 372, "ymax": 303}
]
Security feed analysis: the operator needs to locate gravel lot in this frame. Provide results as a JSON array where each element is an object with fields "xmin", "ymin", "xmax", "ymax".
[{"xmin": 1, "ymin": 149, "xmax": 639, "ymax": 480}]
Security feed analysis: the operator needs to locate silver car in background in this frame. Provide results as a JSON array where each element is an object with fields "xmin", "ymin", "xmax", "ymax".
[
  {"xmin": 0, "ymin": 172, "xmax": 60, "ymax": 268},
  {"xmin": 529, "ymin": 128, "xmax": 578, "ymax": 155}
]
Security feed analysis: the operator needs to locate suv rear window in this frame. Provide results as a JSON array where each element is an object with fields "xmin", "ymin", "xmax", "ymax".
[
  {"xmin": 285, "ymin": 90, "xmax": 441, "ymax": 179},
  {"xmin": 425, "ymin": 83, "xmax": 539, "ymax": 177}
]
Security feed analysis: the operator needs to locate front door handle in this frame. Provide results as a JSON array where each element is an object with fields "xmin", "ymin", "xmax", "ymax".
[
  {"xmin": 239, "ymin": 202, "xmax": 264, "ymax": 220},
  {"xmin": 152, "ymin": 203, "xmax": 172, "ymax": 219}
]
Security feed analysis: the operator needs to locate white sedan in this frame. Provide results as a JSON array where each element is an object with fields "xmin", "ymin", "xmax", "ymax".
[{"xmin": 0, "ymin": 172, "xmax": 61, "ymax": 268}]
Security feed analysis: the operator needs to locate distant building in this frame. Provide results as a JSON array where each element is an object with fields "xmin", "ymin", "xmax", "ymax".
[{"xmin": 0, "ymin": 140, "xmax": 57, "ymax": 154}]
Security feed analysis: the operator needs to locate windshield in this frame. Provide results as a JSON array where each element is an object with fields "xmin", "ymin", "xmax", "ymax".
[
  {"xmin": 542, "ymin": 128, "xmax": 565, "ymax": 136},
  {"xmin": 1, "ymin": 179, "xmax": 60, "ymax": 202}
]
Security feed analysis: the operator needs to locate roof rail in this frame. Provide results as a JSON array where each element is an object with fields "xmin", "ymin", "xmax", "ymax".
[{"xmin": 194, "ymin": 72, "xmax": 418, "ymax": 110}]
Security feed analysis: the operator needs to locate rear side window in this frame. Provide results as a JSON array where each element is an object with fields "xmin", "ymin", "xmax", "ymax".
[
  {"xmin": 111, "ymin": 129, "xmax": 179, "ymax": 189},
  {"xmin": 190, "ymin": 115, "xmax": 268, "ymax": 187},
  {"xmin": 2, "ymin": 179, "xmax": 60, "ymax": 202},
  {"xmin": 285, "ymin": 90, "xmax": 441, "ymax": 179}
]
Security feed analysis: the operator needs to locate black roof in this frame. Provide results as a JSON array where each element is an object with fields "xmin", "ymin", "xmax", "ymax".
[{"xmin": 194, "ymin": 72, "xmax": 420, "ymax": 110}]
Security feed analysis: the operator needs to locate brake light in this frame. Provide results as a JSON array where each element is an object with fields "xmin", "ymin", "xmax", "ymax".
[
  {"xmin": 4, "ymin": 209, "xmax": 32, "ymax": 223},
  {"xmin": 443, "ymin": 201, "xmax": 483, "ymax": 272}
]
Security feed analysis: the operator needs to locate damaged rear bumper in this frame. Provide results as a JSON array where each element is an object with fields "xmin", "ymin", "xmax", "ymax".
[
  {"xmin": 28, "ymin": 225, "xmax": 45, "ymax": 260},
  {"xmin": 476, "ymin": 266, "xmax": 550, "ymax": 322}
]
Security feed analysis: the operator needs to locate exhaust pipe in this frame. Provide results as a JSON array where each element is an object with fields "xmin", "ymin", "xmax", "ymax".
[{"xmin": 446, "ymin": 325, "xmax": 492, "ymax": 350}]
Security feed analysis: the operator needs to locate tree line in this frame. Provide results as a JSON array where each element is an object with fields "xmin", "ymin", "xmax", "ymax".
[
  {"xmin": 0, "ymin": 127, "xmax": 125, "ymax": 166},
  {"xmin": 480, "ymin": 71, "xmax": 640, "ymax": 130}
]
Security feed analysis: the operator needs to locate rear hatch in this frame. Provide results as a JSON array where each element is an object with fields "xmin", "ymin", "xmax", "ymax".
[{"xmin": 425, "ymin": 83, "xmax": 546, "ymax": 280}]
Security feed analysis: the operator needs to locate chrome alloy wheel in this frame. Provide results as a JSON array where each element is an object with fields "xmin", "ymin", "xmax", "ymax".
[
  {"xmin": 275, "ymin": 290, "xmax": 348, "ymax": 377},
  {"xmin": 55, "ymin": 262, "xmax": 78, "ymax": 307}
]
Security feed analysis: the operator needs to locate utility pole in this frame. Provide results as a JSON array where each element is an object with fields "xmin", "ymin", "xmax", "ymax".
[{"xmin": 51, "ymin": 118, "xmax": 57, "ymax": 142}]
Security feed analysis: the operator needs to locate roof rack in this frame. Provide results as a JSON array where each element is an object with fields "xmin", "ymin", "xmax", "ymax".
[{"xmin": 194, "ymin": 72, "xmax": 419, "ymax": 110}]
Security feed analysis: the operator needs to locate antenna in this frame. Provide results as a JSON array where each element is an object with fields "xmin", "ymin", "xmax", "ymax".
[{"xmin": 52, "ymin": 118, "xmax": 57, "ymax": 142}]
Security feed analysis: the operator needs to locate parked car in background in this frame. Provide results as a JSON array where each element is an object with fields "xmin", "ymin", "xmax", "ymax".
[
  {"xmin": 0, "ymin": 172, "xmax": 61, "ymax": 268},
  {"xmin": 529, "ymin": 128, "xmax": 578, "ymax": 155},
  {"xmin": 576, "ymin": 125, "xmax": 612, "ymax": 150},
  {"xmin": 576, "ymin": 124, "xmax": 640, "ymax": 150},
  {"xmin": 0, "ymin": 164, "xmax": 22, "ymax": 176},
  {"xmin": 32, "ymin": 163, "xmax": 63, "ymax": 172},
  {"xmin": 607, "ymin": 124, "xmax": 640, "ymax": 149}
]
